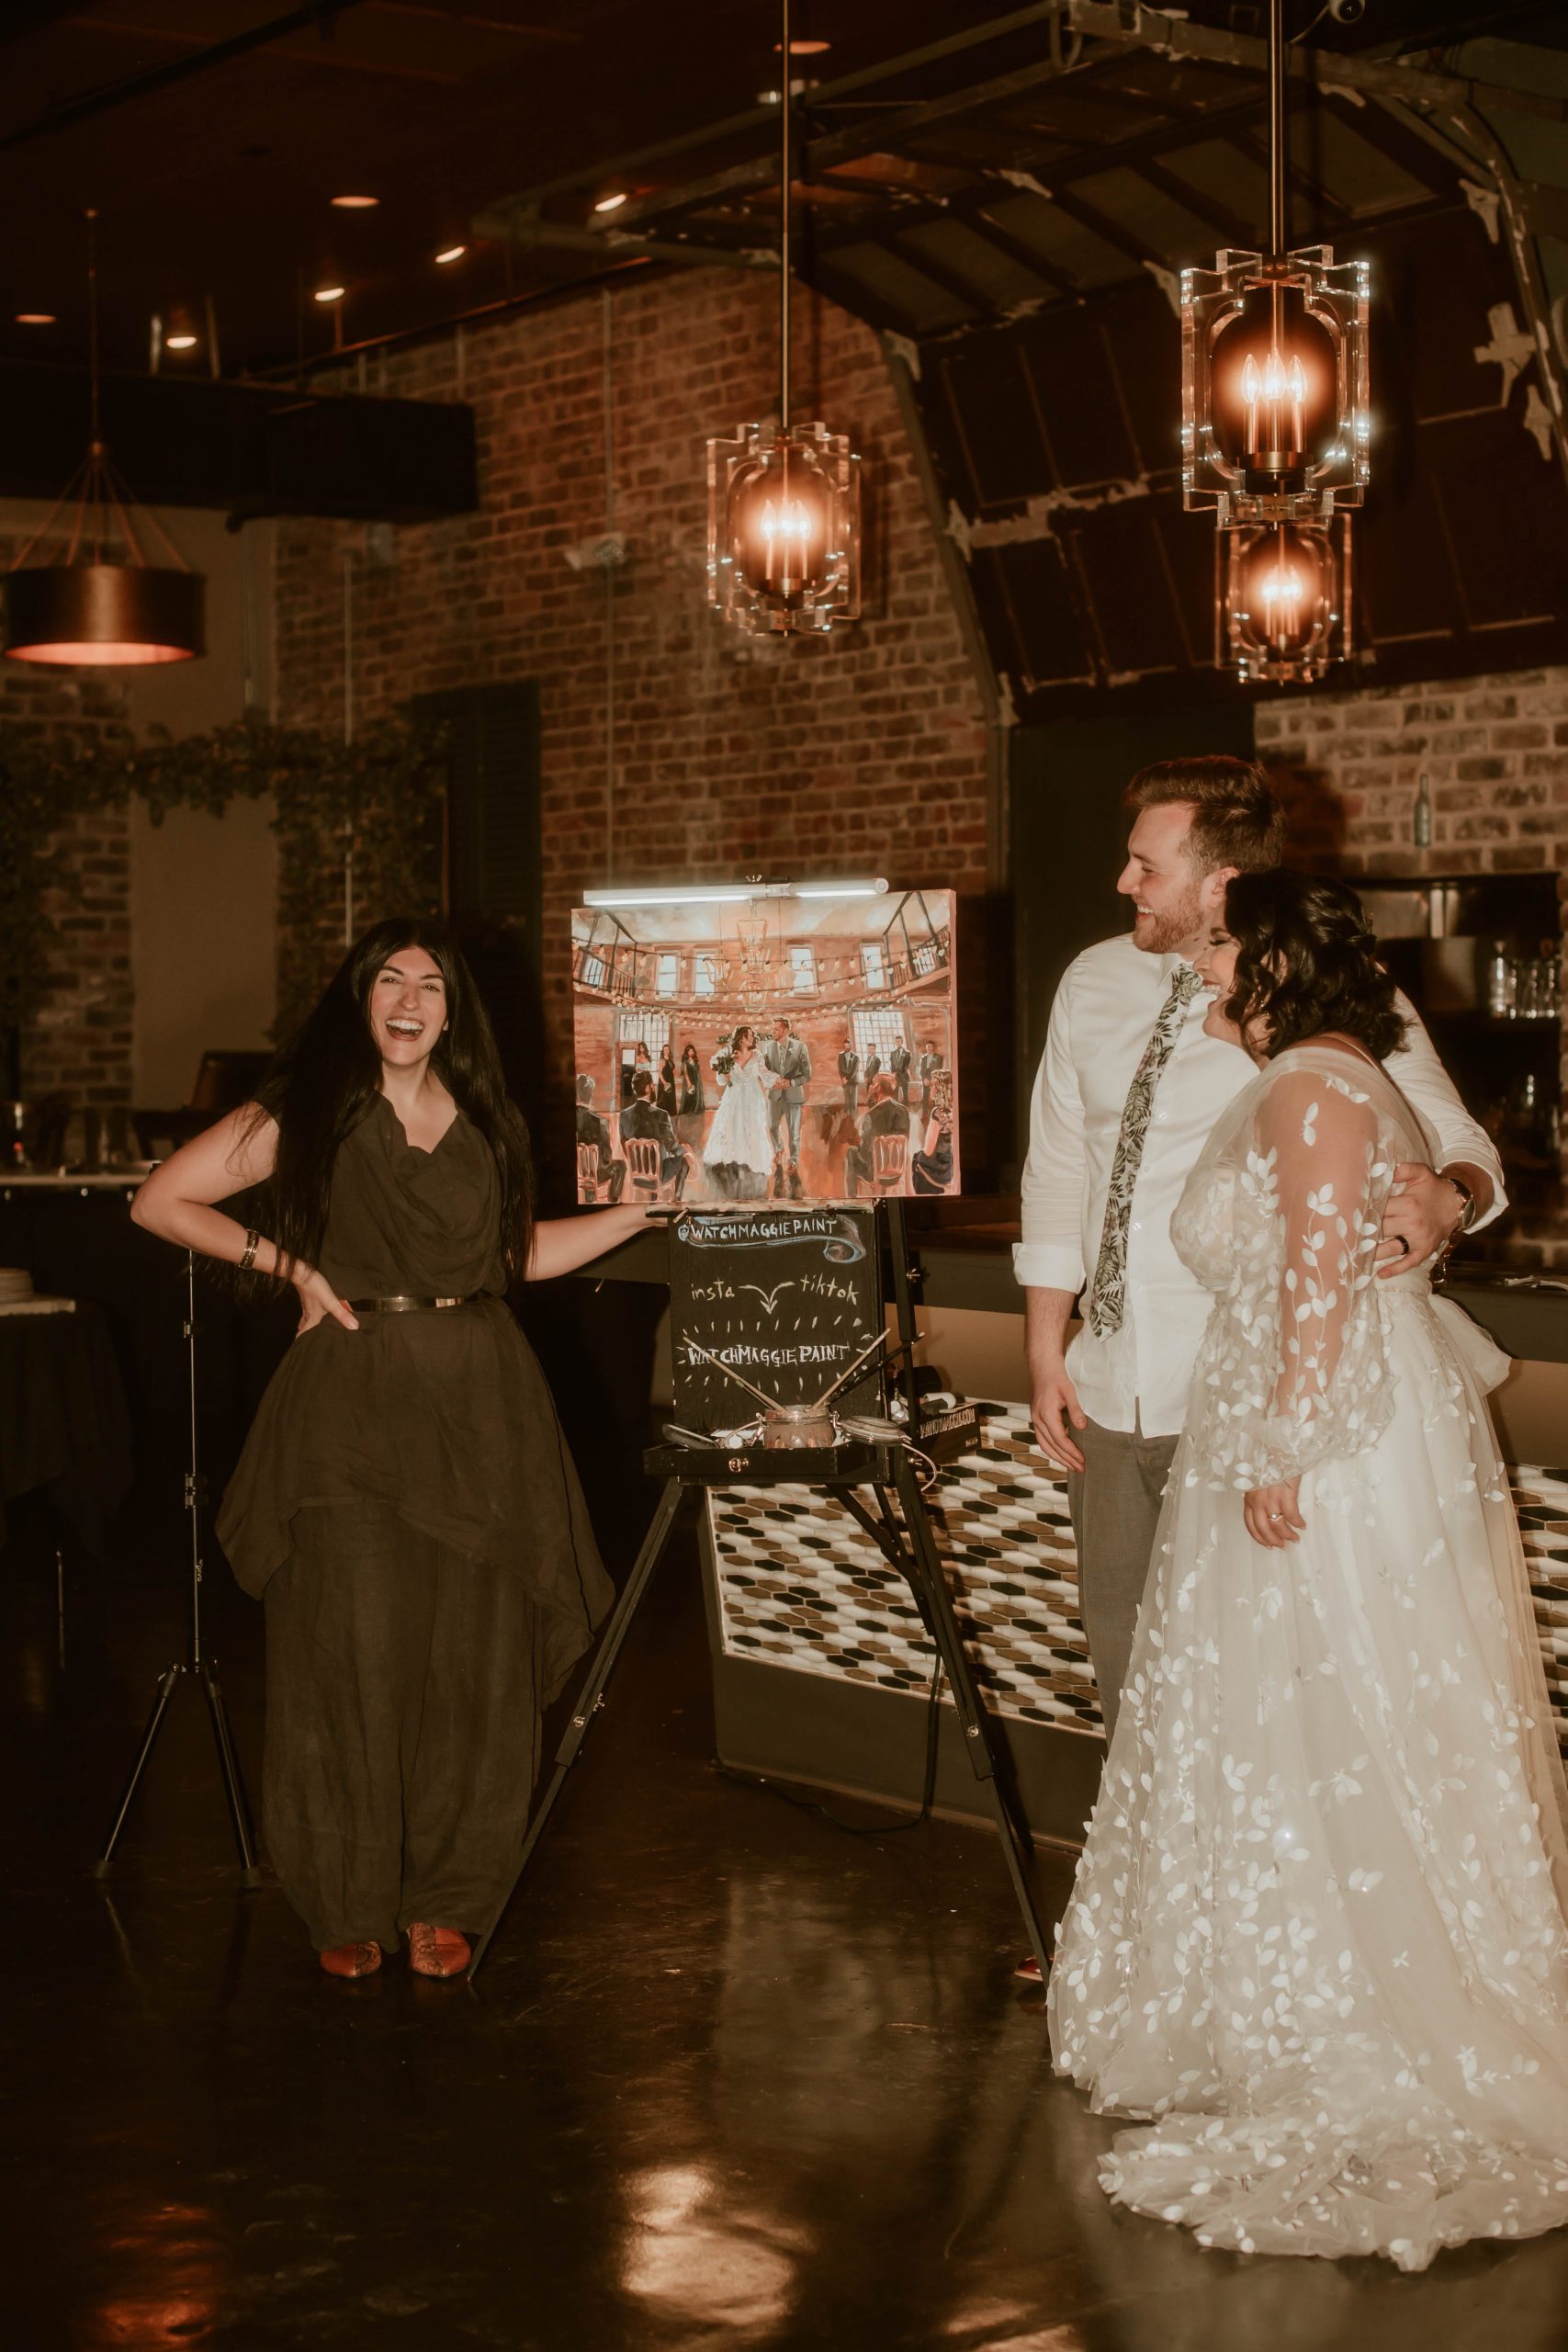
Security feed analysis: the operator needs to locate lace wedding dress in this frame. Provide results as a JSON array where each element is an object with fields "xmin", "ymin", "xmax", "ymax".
[{"xmin": 1048, "ymin": 1044, "xmax": 1568, "ymax": 2268}]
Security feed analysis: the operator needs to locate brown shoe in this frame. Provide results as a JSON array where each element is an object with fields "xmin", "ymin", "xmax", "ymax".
[
  {"xmin": 407, "ymin": 1923, "xmax": 471, "ymax": 1978},
  {"xmin": 320, "ymin": 1940, "xmax": 381, "ymax": 1979}
]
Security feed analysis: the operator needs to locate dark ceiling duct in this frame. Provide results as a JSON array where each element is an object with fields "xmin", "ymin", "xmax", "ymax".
[{"xmin": 0, "ymin": 363, "xmax": 477, "ymax": 524}]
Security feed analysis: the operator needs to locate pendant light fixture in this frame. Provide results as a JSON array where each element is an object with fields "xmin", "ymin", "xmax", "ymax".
[
  {"xmin": 6, "ymin": 212, "xmax": 205, "ymax": 668},
  {"xmin": 1219, "ymin": 514, "xmax": 1352, "ymax": 685},
  {"xmin": 1181, "ymin": 0, "xmax": 1367, "ymax": 683},
  {"xmin": 705, "ymin": 0, "xmax": 860, "ymax": 637}
]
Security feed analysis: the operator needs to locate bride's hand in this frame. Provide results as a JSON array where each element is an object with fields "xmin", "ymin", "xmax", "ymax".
[
  {"xmin": 292, "ymin": 1265, "xmax": 359, "ymax": 1337},
  {"xmin": 1244, "ymin": 1477, "xmax": 1303, "ymax": 1547}
]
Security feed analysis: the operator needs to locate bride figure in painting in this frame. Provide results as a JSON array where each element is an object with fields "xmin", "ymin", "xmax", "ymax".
[
  {"xmin": 1048, "ymin": 869, "xmax": 1568, "ymax": 2270},
  {"xmin": 702, "ymin": 1023, "xmax": 774, "ymax": 1203}
]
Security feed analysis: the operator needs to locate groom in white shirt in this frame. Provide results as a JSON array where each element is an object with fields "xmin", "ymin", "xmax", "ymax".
[{"xmin": 1014, "ymin": 756, "xmax": 1506, "ymax": 1756}]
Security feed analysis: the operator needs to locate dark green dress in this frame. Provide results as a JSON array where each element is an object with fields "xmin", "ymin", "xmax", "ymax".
[{"xmin": 218, "ymin": 1094, "xmax": 613, "ymax": 1952}]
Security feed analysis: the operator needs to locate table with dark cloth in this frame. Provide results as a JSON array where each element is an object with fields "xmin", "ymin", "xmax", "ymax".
[{"xmin": 0, "ymin": 1303, "xmax": 133, "ymax": 1554}]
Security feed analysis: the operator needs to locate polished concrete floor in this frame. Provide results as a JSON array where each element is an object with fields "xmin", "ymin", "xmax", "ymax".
[{"xmin": 8, "ymin": 1486, "xmax": 1568, "ymax": 2352}]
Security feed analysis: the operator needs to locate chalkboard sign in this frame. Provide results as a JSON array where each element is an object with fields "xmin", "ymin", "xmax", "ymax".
[{"xmin": 669, "ymin": 1205, "xmax": 885, "ymax": 1432}]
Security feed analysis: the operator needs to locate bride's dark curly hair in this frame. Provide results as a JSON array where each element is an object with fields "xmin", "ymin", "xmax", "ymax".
[{"xmin": 1221, "ymin": 869, "xmax": 1405, "ymax": 1061}]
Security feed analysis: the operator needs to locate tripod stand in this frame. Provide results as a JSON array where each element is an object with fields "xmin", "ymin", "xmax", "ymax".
[
  {"xmin": 94, "ymin": 1252, "xmax": 261, "ymax": 1885},
  {"xmin": 471, "ymin": 1427, "xmax": 1052, "ymax": 1983}
]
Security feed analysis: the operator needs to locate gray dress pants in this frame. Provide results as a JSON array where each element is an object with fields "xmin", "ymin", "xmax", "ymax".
[{"xmin": 1066, "ymin": 1415, "xmax": 1179, "ymax": 1741}]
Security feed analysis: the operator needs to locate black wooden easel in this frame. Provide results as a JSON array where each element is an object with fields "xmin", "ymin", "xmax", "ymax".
[{"xmin": 470, "ymin": 1202, "xmax": 1051, "ymax": 1981}]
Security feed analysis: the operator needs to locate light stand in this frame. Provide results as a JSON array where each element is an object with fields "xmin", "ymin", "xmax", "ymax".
[{"xmin": 94, "ymin": 1251, "xmax": 261, "ymax": 1884}]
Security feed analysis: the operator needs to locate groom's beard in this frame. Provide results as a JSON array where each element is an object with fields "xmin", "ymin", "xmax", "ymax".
[{"xmin": 1132, "ymin": 878, "xmax": 1204, "ymax": 956}]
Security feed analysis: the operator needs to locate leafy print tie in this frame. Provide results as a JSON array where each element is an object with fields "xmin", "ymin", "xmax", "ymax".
[{"xmin": 1087, "ymin": 962, "xmax": 1202, "ymax": 1339}]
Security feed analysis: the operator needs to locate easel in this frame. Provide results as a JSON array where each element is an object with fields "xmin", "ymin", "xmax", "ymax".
[{"xmin": 471, "ymin": 1200, "xmax": 1051, "ymax": 1980}]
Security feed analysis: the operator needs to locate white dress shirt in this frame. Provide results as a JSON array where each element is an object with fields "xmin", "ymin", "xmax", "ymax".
[{"xmin": 1013, "ymin": 933, "xmax": 1507, "ymax": 1439}]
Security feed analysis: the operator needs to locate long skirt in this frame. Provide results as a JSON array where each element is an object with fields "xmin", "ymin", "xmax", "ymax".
[{"xmin": 262, "ymin": 1501, "xmax": 545, "ymax": 1952}]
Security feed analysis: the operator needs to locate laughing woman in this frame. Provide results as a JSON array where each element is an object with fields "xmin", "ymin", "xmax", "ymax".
[{"xmin": 131, "ymin": 917, "xmax": 647, "ymax": 1981}]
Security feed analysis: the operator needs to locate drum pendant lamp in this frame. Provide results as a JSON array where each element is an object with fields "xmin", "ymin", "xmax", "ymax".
[{"xmin": 5, "ymin": 211, "xmax": 205, "ymax": 667}]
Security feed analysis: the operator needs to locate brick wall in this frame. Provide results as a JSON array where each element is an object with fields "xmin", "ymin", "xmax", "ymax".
[
  {"xmin": 270, "ymin": 271, "xmax": 990, "ymax": 1178},
  {"xmin": 1255, "ymin": 664, "xmax": 1568, "ymax": 879},
  {"xmin": 1257, "ymin": 662, "xmax": 1568, "ymax": 1215},
  {"xmin": 1, "ymin": 638, "xmax": 133, "ymax": 1106}
]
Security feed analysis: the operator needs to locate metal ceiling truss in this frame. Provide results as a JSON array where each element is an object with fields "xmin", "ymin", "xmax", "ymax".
[{"xmin": 475, "ymin": 3, "xmax": 1568, "ymax": 709}]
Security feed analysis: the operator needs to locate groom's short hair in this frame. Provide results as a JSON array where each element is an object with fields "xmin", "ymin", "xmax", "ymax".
[{"xmin": 1124, "ymin": 756, "xmax": 1284, "ymax": 875}]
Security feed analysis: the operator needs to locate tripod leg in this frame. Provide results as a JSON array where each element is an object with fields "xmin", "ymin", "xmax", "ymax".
[
  {"xmin": 889, "ymin": 1457, "xmax": 1054, "ymax": 1976},
  {"xmin": 94, "ymin": 1664, "xmax": 184, "ymax": 1876},
  {"xmin": 469, "ymin": 1477, "xmax": 685, "ymax": 1981},
  {"xmin": 200, "ymin": 1663, "xmax": 264, "ymax": 1887}
]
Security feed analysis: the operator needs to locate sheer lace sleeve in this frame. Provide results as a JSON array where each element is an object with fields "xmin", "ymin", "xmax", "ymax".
[
  {"xmin": 1247, "ymin": 1067, "xmax": 1393, "ymax": 1483},
  {"xmin": 1184, "ymin": 1061, "xmax": 1397, "ymax": 1492}
]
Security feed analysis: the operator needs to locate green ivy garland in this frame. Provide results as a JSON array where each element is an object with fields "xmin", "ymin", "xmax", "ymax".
[{"xmin": 0, "ymin": 710, "xmax": 448, "ymax": 1093}]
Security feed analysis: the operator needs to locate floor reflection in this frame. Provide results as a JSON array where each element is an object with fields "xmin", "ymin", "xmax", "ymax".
[
  {"xmin": 8, "ymin": 1505, "xmax": 1568, "ymax": 2349},
  {"xmin": 85, "ymin": 2199, "xmax": 224, "ymax": 2350}
]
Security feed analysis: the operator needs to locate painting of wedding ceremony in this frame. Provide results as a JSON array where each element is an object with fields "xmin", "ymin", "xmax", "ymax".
[{"xmin": 571, "ymin": 884, "xmax": 958, "ymax": 1207}]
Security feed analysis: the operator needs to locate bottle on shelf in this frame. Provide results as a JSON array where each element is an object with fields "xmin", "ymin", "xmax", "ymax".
[
  {"xmin": 1485, "ymin": 941, "xmax": 1516, "ymax": 1020},
  {"xmin": 1412, "ymin": 772, "xmax": 1432, "ymax": 850}
]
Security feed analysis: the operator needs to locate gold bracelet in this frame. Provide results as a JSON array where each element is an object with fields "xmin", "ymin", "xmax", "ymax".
[{"xmin": 239, "ymin": 1227, "xmax": 261, "ymax": 1273}]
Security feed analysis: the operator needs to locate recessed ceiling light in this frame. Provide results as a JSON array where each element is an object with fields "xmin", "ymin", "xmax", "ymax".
[
  {"xmin": 776, "ymin": 37, "xmax": 829, "ymax": 51},
  {"xmin": 313, "ymin": 284, "xmax": 345, "ymax": 303},
  {"xmin": 434, "ymin": 243, "xmax": 467, "ymax": 265},
  {"xmin": 165, "ymin": 332, "xmax": 198, "ymax": 350},
  {"xmin": 593, "ymin": 191, "xmax": 628, "ymax": 214},
  {"xmin": 331, "ymin": 194, "xmax": 378, "ymax": 209},
  {"xmin": 15, "ymin": 311, "xmax": 55, "ymax": 324}
]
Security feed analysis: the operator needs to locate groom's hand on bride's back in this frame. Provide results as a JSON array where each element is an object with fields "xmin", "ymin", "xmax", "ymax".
[
  {"xmin": 1377, "ymin": 1161, "xmax": 1471, "ymax": 1274},
  {"xmin": 1031, "ymin": 1363, "xmax": 1088, "ymax": 1475}
]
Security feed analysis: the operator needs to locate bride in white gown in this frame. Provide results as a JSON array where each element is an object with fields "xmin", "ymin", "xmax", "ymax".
[{"xmin": 1048, "ymin": 869, "xmax": 1568, "ymax": 2270}]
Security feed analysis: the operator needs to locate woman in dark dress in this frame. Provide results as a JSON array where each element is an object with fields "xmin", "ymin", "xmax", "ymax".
[
  {"xmin": 676, "ymin": 1041, "xmax": 705, "ymax": 1148},
  {"xmin": 656, "ymin": 1046, "xmax": 678, "ymax": 1118},
  {"xmin": 131, "ymin": 918, "xmax": 647, "ymax": 1981}
]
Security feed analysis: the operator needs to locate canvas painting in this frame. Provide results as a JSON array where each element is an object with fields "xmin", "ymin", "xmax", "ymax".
[{"xmin": 571, "ymin": 887, "xmax": 957, "ymax": 1206}]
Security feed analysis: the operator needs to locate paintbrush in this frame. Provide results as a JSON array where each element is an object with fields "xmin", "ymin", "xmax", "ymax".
[
  {"xmin": 808, "ymin": 1327, "xmax": 890, "ymax": 1412},
  {"xmin": 681, "ymin": 1337, "xmax": 780, "ymax": 1415}
]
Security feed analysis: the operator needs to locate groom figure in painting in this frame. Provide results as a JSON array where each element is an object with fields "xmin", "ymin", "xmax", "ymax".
[
  {"xmin": 1010, "ymin": 755, "xmax": 1505, "ymax": 1979},
  {"xmin": 764, "ymin": 1014, "xmax": 811, "ymax": 1200}
]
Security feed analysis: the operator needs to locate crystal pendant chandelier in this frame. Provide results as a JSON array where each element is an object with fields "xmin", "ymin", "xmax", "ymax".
[
  {"xmin": 705, "ymin": 0, "xmax": 861, "ymax": 637},
  {"xmin": 5, "ymin": 212, "xmax": 204, "ymax": 668},
  {"xmin": 1181, "ymin": 0, "xmax": 1366, "ymax": 683}
]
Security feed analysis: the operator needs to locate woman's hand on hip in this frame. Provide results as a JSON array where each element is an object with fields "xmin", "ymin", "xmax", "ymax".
[
  {"xmin": 1244, "ymin": 1477, "xmax": 1303, "ymax": 1547},
  {"xmin": 292, "ymin": 1267, "xmax": 359, "ymax": 1337}
]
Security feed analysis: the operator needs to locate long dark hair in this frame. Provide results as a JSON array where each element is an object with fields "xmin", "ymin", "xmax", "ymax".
[
  {"xmin": 1221, "ymin": 870, "xmax": 1405, "ymax": 1062},
  {"xmin": 243, "ymin": 915, "xmax": 535, "ymax": 1283}
]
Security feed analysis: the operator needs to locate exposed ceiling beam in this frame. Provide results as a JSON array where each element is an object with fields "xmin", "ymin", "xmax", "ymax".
[
  {"xmin": 0, "ymin": 0, "xmax": 367, "ymax": 156},
  {"xmin": 1062, "ymin": 0, "xmax": 1568, "ymax": 125},
  {"xmin": 476, "ymin": 209, "xmax": 778, "ymax": 272}
]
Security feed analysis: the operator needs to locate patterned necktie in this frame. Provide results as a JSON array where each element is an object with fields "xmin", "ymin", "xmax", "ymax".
[{"xmin": 1087, "ymin": 962, "xmax": 1202, "ymax": 1339}]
